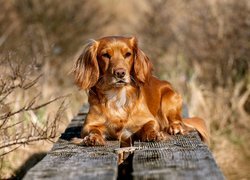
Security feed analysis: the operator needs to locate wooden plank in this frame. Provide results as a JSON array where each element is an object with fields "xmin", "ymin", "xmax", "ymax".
[
  {"xmin": 132, "ymin": 131, "xmax": 225, "ymax": 180},
  {"xmin": 24, "ymin": 111, "xmax": 120, "ymax": 180},
  {"xmin": 24, "ymin": 140, "xmax": 119, "ymax": 180},
  {"xmin": 24, "ymin": 105, "xmax": 224, "ymax": 179}
]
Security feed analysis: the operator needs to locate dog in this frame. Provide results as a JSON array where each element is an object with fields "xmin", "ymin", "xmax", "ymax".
[{"xmin": 72, "ymin": 36, "xmax": 209, "ymax": 146}]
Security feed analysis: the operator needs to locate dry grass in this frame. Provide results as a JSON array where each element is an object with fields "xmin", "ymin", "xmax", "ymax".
[
  {"xmin": 0, "ymin": 0, "xmax": 249, "ymax": 179},
  {"xmin": 188, "ymin": 79, "xmax": 250, "ymax": 179},
  {"xmin": 0, "ymin": 50, "xmax": 82, "ymax": 179}
]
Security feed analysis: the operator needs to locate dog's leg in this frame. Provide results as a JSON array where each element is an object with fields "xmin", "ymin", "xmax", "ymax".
[
  {"xmin": 71, "ymin": 127, "xmax": 106, "ymax": 146},
  {"xmin": 137, "ymin": 120, "xmax": 164, "ymax": 142},
  {"xmin": 167, "ymin": 110, "xmax": 185, "ymax": 135},
  {"xmin": 71, "ymin": 109, "xmax": 107, "ymax": 146},
  {"xmin": 81, "ymin": 128, "xmax": 106, "ymax": 146},
  {"xmin": 161, "ymin": 92, "xmax": 185, "ymax": 135}
]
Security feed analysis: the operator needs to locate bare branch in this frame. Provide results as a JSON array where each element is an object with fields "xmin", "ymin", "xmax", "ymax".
[
  {"xmin": 0, "ymin": 94, "xmax": 69, "ymax": 120},
  {"xmin": 0, "ymin": 145, "xmax": 22, "ymax": 157},
  {"xmin": 30, "ymin": 95, "xmax": 69, "ymax": 111},
  {"xmin": 0, "ymin": 120, "xmax": 24, "ymax": 131},
  {"xmin": 0, "ymin": 137, "xmax": 52, "ymax": 152},
  {"xmin": 22, "ymin": 74, "xmax": 43, "ymax": 90}
]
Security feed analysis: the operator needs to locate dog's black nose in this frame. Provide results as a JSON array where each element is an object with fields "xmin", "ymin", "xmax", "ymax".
[{"xmin": 114, "ymin": 68, "xmax": 126, "ymax": 78}]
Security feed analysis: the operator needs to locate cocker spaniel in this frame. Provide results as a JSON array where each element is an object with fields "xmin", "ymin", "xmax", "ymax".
[{"xmin": 72, "ymin": 36, "xmax": 209, "ymax": 146}]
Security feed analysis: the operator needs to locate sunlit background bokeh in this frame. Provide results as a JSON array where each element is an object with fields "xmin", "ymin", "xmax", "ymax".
[{"xmin": 0, "ymin": 0, "xmax": 249, "ymax": 179}]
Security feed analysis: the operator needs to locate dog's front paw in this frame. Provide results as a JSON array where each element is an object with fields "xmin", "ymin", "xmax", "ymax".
[
  {"xmin": 82, "ymin": 133, "xmax": 106, "ymax": 146},
  {"xmin": 141, "ymin": 129, "xmax": 162, "ymax": 142},
  {"xmin": 168, "ymin": 122, "xmax": 184, "ymax": 135}
]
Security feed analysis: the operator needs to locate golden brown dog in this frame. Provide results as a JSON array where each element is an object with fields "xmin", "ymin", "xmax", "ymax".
[{"xmin": 72, "ymin": 36, "xmax": 209, "ymax": 146}]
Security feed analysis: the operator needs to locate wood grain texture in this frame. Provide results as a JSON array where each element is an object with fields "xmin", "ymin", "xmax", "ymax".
[
  {"xmin": 24, "ymin": 105, "xmax": 224, "ymax": 180},
  {"xmin": 132, "ymin": 132, "xmax": 224, "ymax": 180},
  {"xmin": 24, "ymin": 106, "xmax": 119, "ymax": 180},
  {"xmin": 24, "ymin": 140, "xmax": 119, "ymax": 180}
]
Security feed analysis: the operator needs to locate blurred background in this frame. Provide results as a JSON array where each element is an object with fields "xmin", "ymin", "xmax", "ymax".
[{"xmin": 0, "ymin": 0, "xmax": 249, "ymax": 179}]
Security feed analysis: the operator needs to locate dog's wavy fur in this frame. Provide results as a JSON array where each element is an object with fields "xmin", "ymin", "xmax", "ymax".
[{"xmin": 72, "ymin": 36, "xmax": 209, "ymax": 146}]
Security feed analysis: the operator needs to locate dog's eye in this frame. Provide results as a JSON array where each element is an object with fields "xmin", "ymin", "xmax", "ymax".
[
  {"xmin": 102, "ymin": 53, "xmax": 111, "ymax": 59},
  {"xmin": 125, "ymin": 52, "xmax": 132, "ymax": 58}
]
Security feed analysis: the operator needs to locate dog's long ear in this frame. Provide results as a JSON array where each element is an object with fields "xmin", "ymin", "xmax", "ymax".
[
  {"xmin": 73, "ymin": 40, "xmax": 99, "ymax": 89},
  {"xmin": 131, "ymin": 37, "xmax": 152, "ymax": 84}
]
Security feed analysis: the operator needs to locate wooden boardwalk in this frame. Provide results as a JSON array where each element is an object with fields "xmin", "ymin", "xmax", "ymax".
[{"xmin": 24, "ymin": 106, "xmax": 224, "ymax": 180}]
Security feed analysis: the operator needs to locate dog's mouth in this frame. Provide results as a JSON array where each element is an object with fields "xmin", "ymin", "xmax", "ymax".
[{"xmin": 115, "ymin": 79, "xmax": 127, "ymax": 87}]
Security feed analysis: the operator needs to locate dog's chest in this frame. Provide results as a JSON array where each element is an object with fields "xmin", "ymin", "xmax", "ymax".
[{"xmin": 104, "ymin": 88, "xmax": 131, "ymax": 119}]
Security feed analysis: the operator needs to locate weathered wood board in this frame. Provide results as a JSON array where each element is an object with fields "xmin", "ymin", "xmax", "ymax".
[
  {"xmin": 24, "ymin": 140, "xmax": 119, "ymax": 180},
  {"xmin": 24, "ymin": 107, "xmax": 119, "ymax": 180},
  {"xmin": 132, "ymin": 132, "xmax": 224, "ymax": 180},
  {"xmin": 24, "ymin": 106, "xmax": 224, "ymax": 180}
]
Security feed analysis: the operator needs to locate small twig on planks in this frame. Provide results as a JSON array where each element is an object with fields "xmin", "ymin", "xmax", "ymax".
[{"xmin": 114, "ymin": 146, "xmax": 139, "ymax": 164}]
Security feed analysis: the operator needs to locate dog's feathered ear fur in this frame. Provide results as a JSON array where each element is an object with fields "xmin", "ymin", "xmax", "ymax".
[
  {"xmin": 73, "ymin": 40, "xmax": 99, "ymax": 89},
  {"xmin": 130, "ymin": 37, "xmax": 152, "ymax": 84}
]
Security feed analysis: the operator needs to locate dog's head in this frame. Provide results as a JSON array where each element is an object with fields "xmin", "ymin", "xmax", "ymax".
[{"xmin": 73, "ymin": 36, "xmax": 152, "ymax": 90}]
